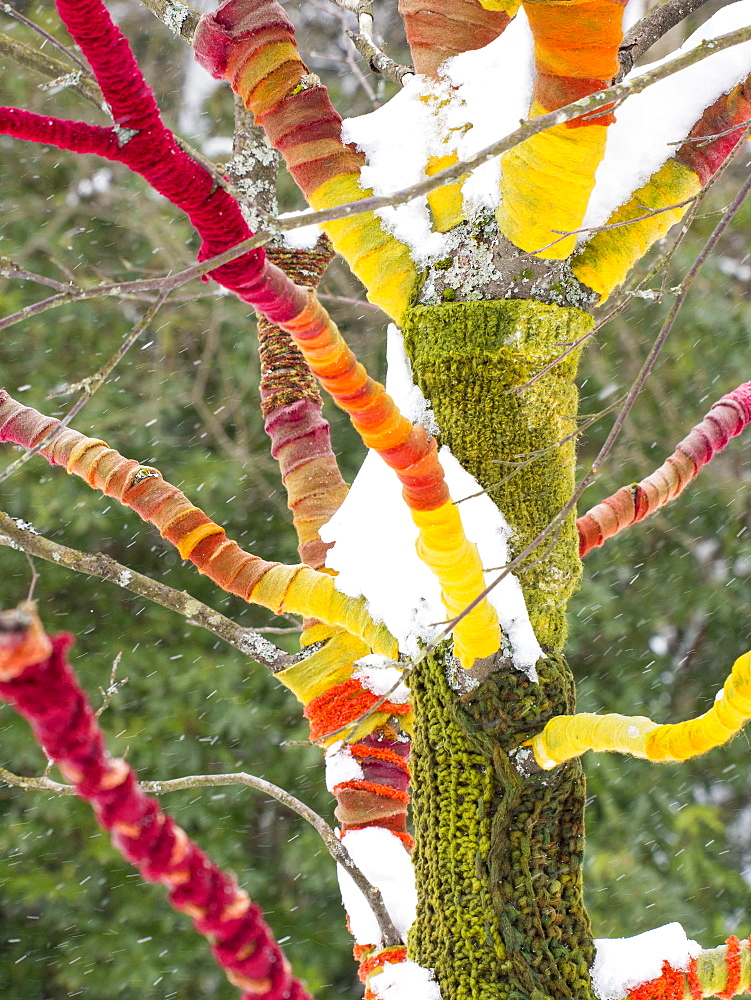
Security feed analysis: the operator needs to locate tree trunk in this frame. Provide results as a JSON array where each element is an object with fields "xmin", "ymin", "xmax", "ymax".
[{"xmin": 403, "ymin": 299, "xmax": 598, "ymax": 1000}]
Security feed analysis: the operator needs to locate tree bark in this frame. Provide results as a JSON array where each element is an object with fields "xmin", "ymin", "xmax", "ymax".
[{"xmin": 403, "ymin": 299, "xmax": 598, "ymax": 1000}]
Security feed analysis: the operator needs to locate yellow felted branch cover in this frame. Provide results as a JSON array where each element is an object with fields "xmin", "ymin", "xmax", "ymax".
[
  {"xmin": 529, "ymin": 650, "xmax": 751, "ymax": 769},
  {"xmin": 498, "ymin": 114, "xmax": 610, "ymax": 258},
  {"xmin": 572, "ymin": 159, "xmax": 702, "ymax": 301}
]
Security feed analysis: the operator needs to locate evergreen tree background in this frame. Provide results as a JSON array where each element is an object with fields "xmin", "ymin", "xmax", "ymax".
[{"xmin": 2, "ymin": 0, "xmax": 751, "ymax": 996}]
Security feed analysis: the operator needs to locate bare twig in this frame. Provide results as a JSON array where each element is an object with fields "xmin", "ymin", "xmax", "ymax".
[
  {"xmin": 95, "ymin": 652, "xmax": 127, "ymax": 717},
  {"xmin": 317, "ymin": 292, "xmax": 383, "ymax": 311},
  {"xmin": 346, "ymin": 27, "xmax": 414, "ymax": 87},
  {"xmin": 343, "ymin": 0, "xmax": 414, "ymax": 87},
  {"xmin": 0, "ymin": 257, "xmax": 78, "ymax": 293},
  {"xmin": 669, "ymin": 119, "xmax": 751, "ymax": 145},
  {"xmin": 52, "ymin": 292, "xmax": 170, "ymax": 399},
  {"xmin": 550, "ymin": 193, "xmax": 698, "ymax": 239},
  {"xmin": 0, "ymin": 764, "xmax": 401, "ymax": 946},
  {"xmin": 24, "ymin": 553, "xmax": 39, "ymax": 601},
  {"xmin": 617, "ymin": 0, "xmax": 712, "ymax": 81},
  {"xmin": 1, "ymin": 2, "xmax": 90, "ymax": 74},
  {"xmin": 254, "ymin": 625, "xmax": 303, "ymax": 634},
  {"xmin": 0, "ymin": 292, "xmax": 169, "ymax": 487},
  {"xmin": 0, "ymin": 512, "xmax": 296, "ymax": 671},
  {"xmin": 321, "ymin": 0, "xmax": 414, "ymax": 87}
]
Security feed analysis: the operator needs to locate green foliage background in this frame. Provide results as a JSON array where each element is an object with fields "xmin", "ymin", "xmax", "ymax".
[{"xmin": 2, "ymin": 1, "xmax": 751, "ymax": 998}]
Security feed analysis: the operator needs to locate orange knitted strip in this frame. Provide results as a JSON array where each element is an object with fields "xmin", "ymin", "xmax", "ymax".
[
  {"xmin": 719, "ymin": 937, "xmax": 742, "ymax": 1000},
  {"xmin": 358, "ymin": 946, "xmax": 408, "ymax": 983},
  {"xmin": 629, "ymin": 961, "xmax": 686, "ymax": 1000},
  {"xmin": 305, "ymin": 679, "xmax": 411, "ymax": 742}
]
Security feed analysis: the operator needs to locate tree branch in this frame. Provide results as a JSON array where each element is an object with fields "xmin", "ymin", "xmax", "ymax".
[
  {"xmin": 0, "ymin": 764, "xmax": 402, "ymax": 947},
  {"xmin": 0, "ymin": 511, "xmax": 296, "ymax": 671},
  {"xmin": 224, "ymin": 95, "xmax": 279, "ymax": 232},
  {"xmin": 1, "ymin": 2, "xmax": 90, "ymax": 74},
  {"xmin": 342, "ymin": 0, "xmax": 414, "ymax": 87},
  {"xmin": 137, "ymin": 0, "xmax": 200, "ymax": 42},
  {"xmin": 0, "ymin": 32, "xmax": 104, "ymax": 111},
  {"xmin": 616, "ymin": 0, "xmax": 711, "ymax": 81}
]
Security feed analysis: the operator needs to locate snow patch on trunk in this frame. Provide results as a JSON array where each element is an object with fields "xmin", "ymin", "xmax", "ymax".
[
  {"xmin": 354, "ymin": 655, "xmax": 410, "ymax": 703},
  {"xmin": 336, "ymin": 827, "xmax": 417, "ymax": 945},
  {"xmin": 325, "ymin": 741, "xmax": 364, "ymax": 793},
  {"xmin": 340, "ymin": 13, "xmax": 534, "ymax": 260},
  {"xmin": 369, "ymin": 960, "xmax": 442, "ymax": 999}
]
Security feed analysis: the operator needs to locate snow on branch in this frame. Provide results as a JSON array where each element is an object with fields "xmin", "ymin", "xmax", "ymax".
[{"xmin": 592, "ymin": 925, "xmax": 751, "ymax": 1000}]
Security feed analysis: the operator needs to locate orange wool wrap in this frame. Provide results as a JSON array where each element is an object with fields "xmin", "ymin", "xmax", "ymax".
[
  {"xmin": 398, "ymin": 0, "xmax": 513, "ymax": 78},
  {"xmin": 194, "ymin": 0, "xmax": 418, "ymax": 322},
  {"xmin": 0, "ymin": 391, "xmax": 395, "ymax": 655},
  {"xmin": 497, "ymin": 0, "xmax": 625, "ymax": 258}
]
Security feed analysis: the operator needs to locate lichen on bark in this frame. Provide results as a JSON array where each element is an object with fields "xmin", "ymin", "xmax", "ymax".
[{"xmin": 403, "ymin": 298, "xmax": 597, "ymax": 1000}]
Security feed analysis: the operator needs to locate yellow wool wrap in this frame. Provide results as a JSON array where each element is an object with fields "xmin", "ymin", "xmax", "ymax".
[
  {"xmin": 497, "ymin": 102, "xmax": 609, "ymax": 259},
  {"xmin": 251, "ymin": 565, "xmax": 398, "ymax": 659},
  {"xmin": 412, "ymin": 501, "xmax": 501, "ymax": 665},
  {"xmin": 572, "ymin": 157, "xmax": 702, "ymax": 302},
  {"xmin": 276, "ymin": 625, "xmax": 414, "ymax": 743},
  {"xmin": 276, "ymin": 626, "xmax": 369, "ymax": 703},
  {"xmin": 529, "ymin": 650, "xmax": 751, "ymax": 768},
  {"xmin": 308, "ymin": 174, "xmax": 417, "ymax": 322},
  {"xmin": 426, "ymin": 153, "xmax": 466, "ymax": 234},
  {"xmin": 477, "ymin": 0, "xmax": 520, "ymax": 12}
]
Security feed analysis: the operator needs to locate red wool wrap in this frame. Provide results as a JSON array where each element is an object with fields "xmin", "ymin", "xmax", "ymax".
[
  {"xmin": 0, "ymin": 628, "xmax": 312, "ymax": 1000},
  {"xmin": 577, "ymin": 381, "xmax": 751, "ymax": 556}
]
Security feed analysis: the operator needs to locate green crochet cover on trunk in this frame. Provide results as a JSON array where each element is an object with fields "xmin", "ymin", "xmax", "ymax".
[{"xmin": 403, "ymin": 299, "xmax": 597, "ymax": 1000}]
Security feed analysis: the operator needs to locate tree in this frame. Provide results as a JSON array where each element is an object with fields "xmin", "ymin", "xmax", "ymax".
[{"xmin": 2, "ymin": 0, "xmax": 751, "ymax": 998}]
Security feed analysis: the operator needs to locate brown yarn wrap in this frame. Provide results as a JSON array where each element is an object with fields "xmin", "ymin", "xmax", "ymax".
[{"xmin": 257, "ymin": 236, "xmax": 335, "ymax": 414}]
